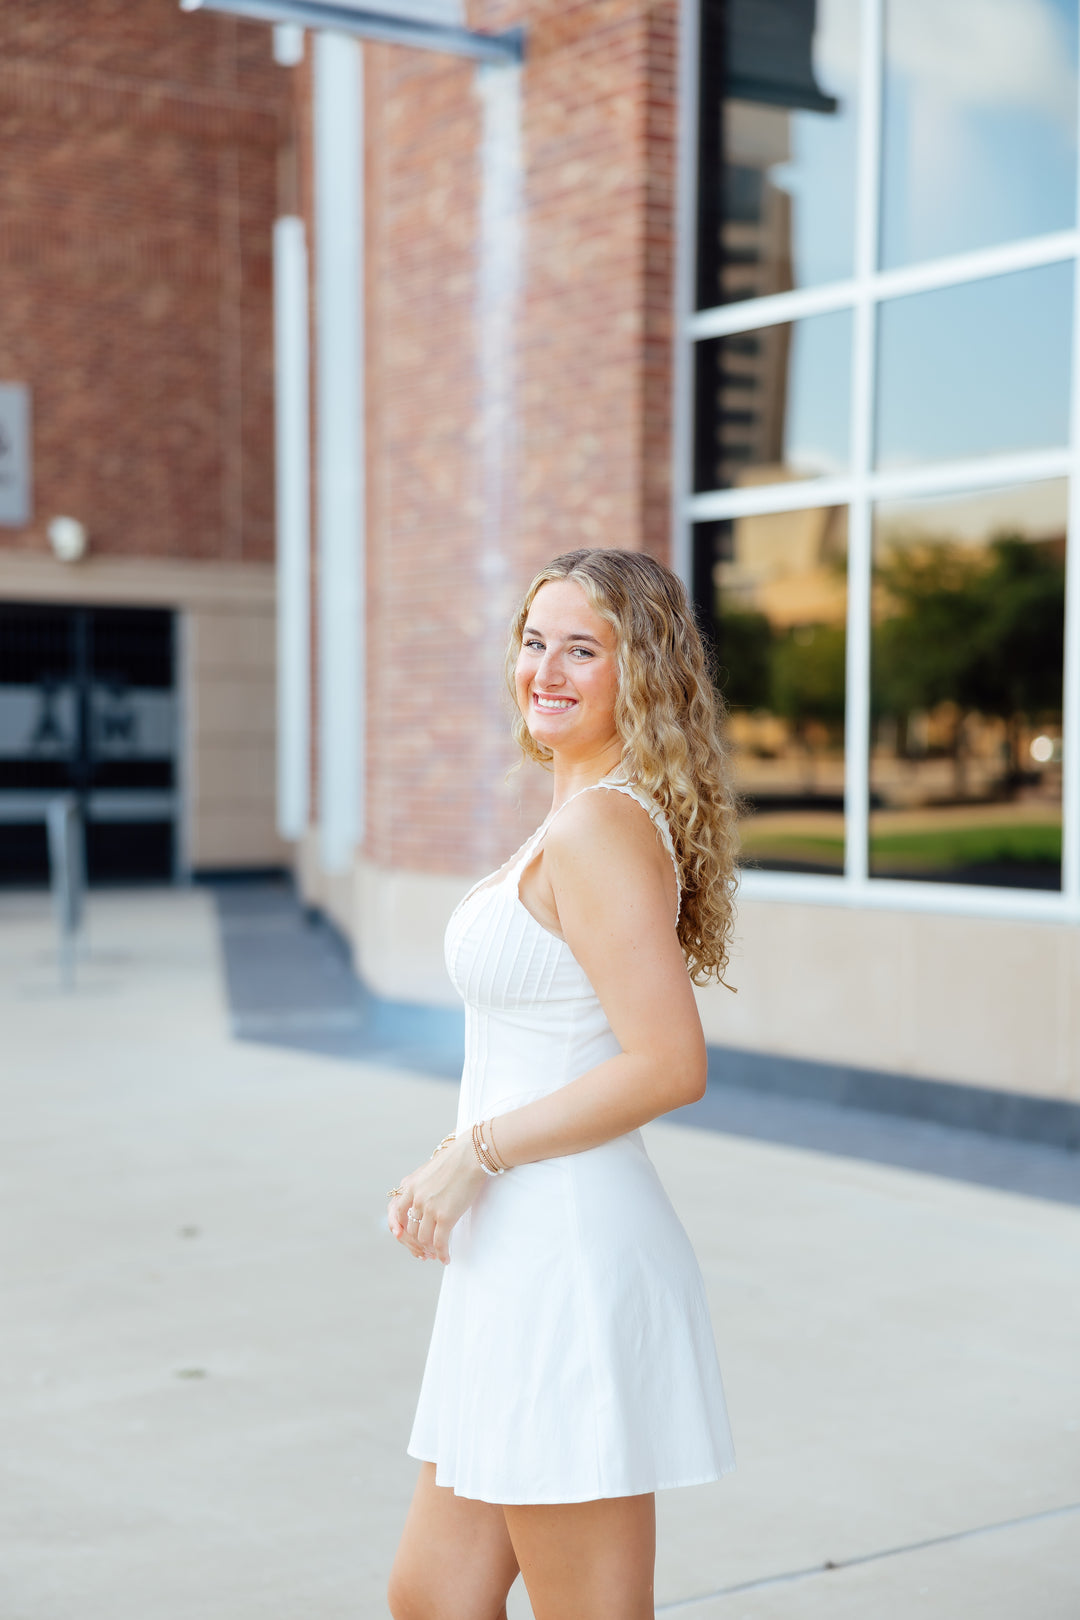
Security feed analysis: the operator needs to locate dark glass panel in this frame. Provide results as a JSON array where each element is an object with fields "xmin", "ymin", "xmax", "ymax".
[
  {"xmin": 85, "ymin": 820, "xmax": 174, "ymax": 883},
  {"xmin": 0, "ymin": 823, "xmax": 50, "ymax": 886},
  {"xmin": 694, "ymin": 309, "xmax": 851, "ymax": 492},
  {"xmin": 0, "ymin": 604, "xmax": 177, "ymax": 882},
  {"xmin": 90, "ymin": 608, "xmax": 174, "ymax": 689},
  {"xmin": 697, "ymin": 0, "xmax": 860, "ymax": 310},
  {"xmin": 0, "ymin": 605, "xmax": 75, "ymax": 684}
]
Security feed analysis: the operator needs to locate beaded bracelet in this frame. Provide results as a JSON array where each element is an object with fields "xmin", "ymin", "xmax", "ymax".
[
  {"xmin": 486, "ymin": 1117, "xmax": 509, "ymax": 1172},
  {"xmin": 429, "ymin": 1132, "xmax": 456, "ymax": 1159},
  {"xmin": 472, "ymin": 1120, "xmax": 505, "ymax": 1176}
]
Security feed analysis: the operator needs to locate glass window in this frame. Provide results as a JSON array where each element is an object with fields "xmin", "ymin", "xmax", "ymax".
[
  {"xmin": 881, "ymin": 0, "xmax": 1079, "ymax": 270},
  {"xmin": 695, "ymin": 506, "xmax": 848, "ymax": 875},
  {"xmin": 697, "ymin": 0, "xmax": 860, "ymax": 309},
  {"xmin": 694, "ymin": 307, "xmax": 852, "ymax": 492},
  {"xmin": 875, "ymin": 262, "xmax": 1073, "ymax": 470},
  {"xmin": 871, "ymin": 481, "xmax": 1066, "ymax": 890}
]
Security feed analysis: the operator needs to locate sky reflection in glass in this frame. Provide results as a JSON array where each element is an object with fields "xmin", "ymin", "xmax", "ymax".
[
  {"xmin": 875, "ymin": 262, "xmax": 1074, "ymax": 469},
  {"xmin": 881, "ymin": 0, "xmax": 1079, "ymax": 269}
]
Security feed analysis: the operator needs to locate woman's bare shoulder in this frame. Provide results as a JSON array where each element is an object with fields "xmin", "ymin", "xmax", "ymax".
[{"xmin": 544, "ymin": 785, "xmax": 666, "ymax": 875}]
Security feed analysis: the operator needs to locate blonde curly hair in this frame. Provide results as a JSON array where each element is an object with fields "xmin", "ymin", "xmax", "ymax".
[{"xmin": 506, "ymin": 548, "xmax": 739, "ymax": 986}]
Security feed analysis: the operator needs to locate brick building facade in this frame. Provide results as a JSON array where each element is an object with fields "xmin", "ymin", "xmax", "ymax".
[
  {"xmin": 363, "ymin": 0, "xmax": 680, "ymax": 878},
  {"xmin": 281, "ymin": 0, "xmax": 1079, "ymax": 1122},
  {"xmin": 4, "ymin": 0, "xmax": 1077, "ymax": 1127},
  {"xmin": 354, "ymin": 1, "xmax": 676, "ymax": 876},
  {"xmin": 0, "ymin": 0, "xmax": 291, "ymax": 877},
  {"xmin": 278, "ymin": 2, "xmax": 687, "ymax": 1001}
]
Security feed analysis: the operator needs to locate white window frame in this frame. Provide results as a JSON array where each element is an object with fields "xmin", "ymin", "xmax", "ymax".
[{"xmin": 672, "ymin": 0, "xmax": 1080, "ymax": 924}]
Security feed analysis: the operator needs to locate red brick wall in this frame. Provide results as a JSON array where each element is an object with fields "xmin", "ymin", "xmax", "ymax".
[
  {"xmin": 0, "ymin": 0, "xmax": 289, "ymax": 565},
  {"xmin": 363, "ymin": 41, "xmax": 486, "ymax": 875},
  {"xmin": 358, "ymin": 0, "xmax": 680, "ymax": 876}
]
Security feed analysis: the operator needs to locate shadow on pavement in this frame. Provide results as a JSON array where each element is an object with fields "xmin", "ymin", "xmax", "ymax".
[{"xmin": 209, "ymin": 880, "xmax": 1080, "ymax": 1210}]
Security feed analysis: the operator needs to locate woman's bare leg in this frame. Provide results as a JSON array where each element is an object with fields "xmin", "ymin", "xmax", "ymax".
[
  {"xmin": 503, "ymin": 1493, "xmax": 656, "ymax": 1620},
  {"xmin": 388, "ymin": 1463, "xmax": 521, "ymax": 1620}
]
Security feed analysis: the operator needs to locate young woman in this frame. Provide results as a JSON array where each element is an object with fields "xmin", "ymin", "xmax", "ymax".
[{"xmin": 386, "ymin": 548, "xmax": 739, "ymax": 1620}]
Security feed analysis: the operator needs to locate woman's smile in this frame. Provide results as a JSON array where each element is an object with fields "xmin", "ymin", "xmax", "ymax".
[{"xmin": 514, "ymin": 579, "xmax": 621, "ymax": 767}]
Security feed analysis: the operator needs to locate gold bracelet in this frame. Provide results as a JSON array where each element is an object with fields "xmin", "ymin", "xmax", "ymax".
[
  {"xmin": 486, "ymin": 1116, "xmax": 509, "ymax": 1172},
  {"xmin": 480, "ymin": 1119, "xmax": 509, "ymax": 1174},
  {"xmin": 472, "ymin": 1120, "xmax": 504, "ymax": 1177},
  {"xmin": 479, "ymin": 1121, "xmax": 502, "ymax": 1174},
  {"xmin": 429, "ymin": 1132, "xmax": 456, "ymax": 1159}
]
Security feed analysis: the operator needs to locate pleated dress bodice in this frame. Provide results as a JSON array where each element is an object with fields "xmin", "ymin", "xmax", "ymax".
[{"xmin": 444, "ymin": 774, "xmax": 678, "ymax": 1128}]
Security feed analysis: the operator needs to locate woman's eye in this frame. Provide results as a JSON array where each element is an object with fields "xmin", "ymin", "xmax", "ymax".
[
  {"xmin": 570, "ymin": 647, "xmax": 594, "ymax": 658},
  {"xmin": 524, "ymin": 639, "xmax": 544, "ymax": 651}
]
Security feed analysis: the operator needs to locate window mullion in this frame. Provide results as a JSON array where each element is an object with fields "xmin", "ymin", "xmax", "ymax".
[
  {"xmin": 844, "ymin": 0, "xmax": 884, "ymax": 887},
  {"xmin": 1064, "ymin": 31, "xmax": 1080, "ymax": 914},
  {"xmin": 671, "ymin": 0, "xmax": 701, "ymax": 589}
]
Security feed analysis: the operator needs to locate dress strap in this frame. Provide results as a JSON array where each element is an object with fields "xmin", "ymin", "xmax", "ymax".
[{"xmin": 534, "ymin": 774, "xmax": 682, "ymax": 924}]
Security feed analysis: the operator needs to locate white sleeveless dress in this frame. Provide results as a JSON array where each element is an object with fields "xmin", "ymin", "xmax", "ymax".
[{"xmin": 407, "ymin": 773, "xmax": 736, "ymax": 1504}]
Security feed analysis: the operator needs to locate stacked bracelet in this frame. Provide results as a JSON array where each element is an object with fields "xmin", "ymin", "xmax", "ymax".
[
  {"xmin": 486, "ymin": 1117, "xmax": 508, "ymax": 1171},
  {"xmin": 472, "ymin": 1119, "xmax": 509, "ymax": 1176},
  {"xmin": 429, "ymin": 1132, "xmax": 456, "ymax": 1159}
]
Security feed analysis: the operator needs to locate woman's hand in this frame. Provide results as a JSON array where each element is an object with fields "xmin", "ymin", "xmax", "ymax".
[{"xmin": 387, "ymin": 1136, "xmax": 488, "ymax": 1264}]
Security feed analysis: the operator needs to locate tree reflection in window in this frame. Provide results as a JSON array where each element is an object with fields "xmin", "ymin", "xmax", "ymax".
[
  {"xmin": 871, "ymin": 486, "xmax": 1066, "ymax": 889},
  {"xmin": 699, "ymin": 507, "xmax": 848, "ymax": 874}
]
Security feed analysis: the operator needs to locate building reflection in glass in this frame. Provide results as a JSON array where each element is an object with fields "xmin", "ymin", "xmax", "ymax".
[
  {"xmin": 881, "ymin": 0, "xmax": 1078, "ymax": 271},
  {"xmin": 697, "ymin": 0, "xmax": 859, "ymax": 311},
  {"xmin": 875, "ymin": 263, "xmax": 1073, "ymax": 471},
  {"xmin": 695, "ymin": 507, "xmax": 848, "ymax": 874},
  {"xmin": 693, "ymin": 309, "xmax": 852, "ymax": 493},
  {"xmin": 870, "ymin": 481, "xmax": 1066, "ymax": 889}
]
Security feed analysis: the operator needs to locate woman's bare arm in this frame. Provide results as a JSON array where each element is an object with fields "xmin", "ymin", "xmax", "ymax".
[
  {"xmin": 389, "ymin": 791, "xmax": 707, "ymax": 1263},
  {"xmin": 494, "ymin": 789, "xmax": 706, "ymax": 1165}
]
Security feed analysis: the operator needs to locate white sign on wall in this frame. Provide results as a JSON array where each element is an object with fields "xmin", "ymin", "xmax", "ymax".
[{"xmin": 0, "ymin": 383, "xmax": 31, "ymax": 526}]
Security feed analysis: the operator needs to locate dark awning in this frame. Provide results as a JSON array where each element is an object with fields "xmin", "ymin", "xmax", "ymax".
[{"xmin": 725, "ymin": 0, "xmax": 838, "ymax": 114}]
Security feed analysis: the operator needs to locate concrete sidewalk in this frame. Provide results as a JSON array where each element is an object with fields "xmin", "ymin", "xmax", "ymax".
[{"xmin": 2, "ymin": 888, "xmax": 1078, "ymax": 1619}]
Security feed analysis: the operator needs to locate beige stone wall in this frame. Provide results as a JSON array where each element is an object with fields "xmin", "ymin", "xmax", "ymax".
[
  {"xmin": 322, "ymin": 848, "xmax": 1080, "ymax": 1103},
  {"xmin": 182, "ymin": 598, "xmax": 282, "ymax": 871},
  {"xmin": 0, "ymin": 551, "xmax": 285, "ymax": 873},
  {"xmin": 699, "ymin": 897, "xmax": 1080, "ymax": 1103},
  {"xmin": 294, "ymin": 827, "xmax": 355, "ymax": 946},
  {"xmin": 353, "ymin": 858, "xmax": 470, "ymax": 1008}
]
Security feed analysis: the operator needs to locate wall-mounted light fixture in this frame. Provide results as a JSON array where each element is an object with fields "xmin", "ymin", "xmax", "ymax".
[{"xmin": 47, "ymin": 515, "xmax": 88, "ymax": 564}]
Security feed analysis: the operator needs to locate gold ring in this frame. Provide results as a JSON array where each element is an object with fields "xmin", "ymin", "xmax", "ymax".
[{"xmin": 388, "ymin": 1186, "xmax": 404, "ymax": 1198}]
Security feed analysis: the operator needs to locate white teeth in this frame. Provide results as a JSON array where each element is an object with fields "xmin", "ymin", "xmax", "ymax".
[{"xmin": 535, "ymin": 695, "xmax": 574, "ymax": 710}]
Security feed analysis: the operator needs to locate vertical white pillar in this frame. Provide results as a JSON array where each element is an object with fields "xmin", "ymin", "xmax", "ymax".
[
  {"xmin": 670, "ymin": 0, "xmax": 700, "ymax": 589},
  {"xmin": 1063, "ymin": 28, "xmax": 1080, "ymax": 916},
  {"xmin": 843, "ymin": 0, "xmax": 884, "ymax": 889},
  {"xmin": 274, "ymin": 214, "xmax": 311, "ymax": 840},
  {"xmin": 473, "ymin": 59, "xmax": 522, "ymax": 863},
  {"xmin": 314, "ymin": 31, "xmax": 365, "ymax": 872}
]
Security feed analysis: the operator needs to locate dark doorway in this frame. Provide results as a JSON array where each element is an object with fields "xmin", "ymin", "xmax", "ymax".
[{"xmin": 0, "ymin": 603, "xmax": 177, "ymax": 884}]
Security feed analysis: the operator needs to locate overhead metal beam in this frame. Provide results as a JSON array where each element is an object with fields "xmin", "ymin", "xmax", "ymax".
[{"xmin": 180, "ymin": 0, "xmax": 525, "ymax": 63}]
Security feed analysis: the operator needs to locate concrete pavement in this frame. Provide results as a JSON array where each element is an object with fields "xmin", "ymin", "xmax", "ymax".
[{"xmin": 2, "ymin": 887, "xmax": 1078, "ymax": 1618}]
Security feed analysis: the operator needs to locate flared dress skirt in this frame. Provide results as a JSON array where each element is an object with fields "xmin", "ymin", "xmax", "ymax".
[{"xmin": 407, "ymin": 779, "xmax": 736, "ymax": 1504}]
